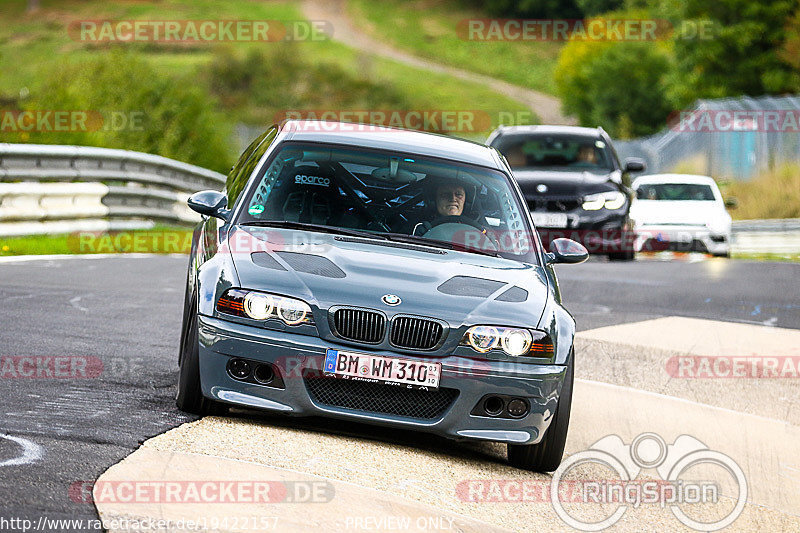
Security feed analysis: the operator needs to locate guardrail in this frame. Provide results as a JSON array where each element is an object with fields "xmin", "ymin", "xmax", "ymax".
[
  {"xmin": 731, "ymin": 219, "xmax": 800, "ymax": 255},
  {"xmin": 0, "ymin": 143, "xmax": 226, "ymax": 236}
]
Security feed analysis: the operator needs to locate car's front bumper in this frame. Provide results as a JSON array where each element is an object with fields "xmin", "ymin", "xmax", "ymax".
[
  {"xmin": 197, "ymin": 315, "xmax": 568, "ymax": 445},
  {"xmin": 634, "ymin": 225, "xmax": 731, "ymax": 255},
  {"xmin": 534, "ymin": 210, "xmax": 634, "ymax": 255}
]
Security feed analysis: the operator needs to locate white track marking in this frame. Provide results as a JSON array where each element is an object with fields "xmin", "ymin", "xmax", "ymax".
[
  {"xmin": 69, "ymin": 296, "xmax": 89, "ymax": 313},
  {"xmin": 0, "ymin": 433, "xmax": 43, "ymax": 467}
]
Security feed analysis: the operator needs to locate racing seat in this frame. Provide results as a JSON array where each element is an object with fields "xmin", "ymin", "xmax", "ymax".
[{"xmin": 280, "ymin": 165, "xmax": 334, "ymax": 225}]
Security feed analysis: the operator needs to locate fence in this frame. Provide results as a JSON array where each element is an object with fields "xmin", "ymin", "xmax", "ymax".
[
  {"xmin": 615, "ymin": 95, "xmax": 800, "ymax": 181},
  {"xmin": 0, "ymin": 143, "xmax": 226, "ymax": 236}
]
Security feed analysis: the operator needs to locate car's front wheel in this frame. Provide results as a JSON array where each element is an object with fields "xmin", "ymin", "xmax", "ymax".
[
  {"xmin": 507, "ymin": 353, "xmax": 573, "ymax": 472},
  {"xmin": 176, "ymin": 305, "xmax": 228, "ymax": 416}
]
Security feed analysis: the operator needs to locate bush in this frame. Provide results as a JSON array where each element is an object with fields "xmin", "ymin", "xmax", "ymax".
[
  {"xmin": 206, "ymin": 44, "xmax": 415, "ymax": 126},
  {"xmin": 555, "ymin": 23, "xmax": 673, "ymax": 138},
  {"xmin": 7, "ymin": 52, "xmax": 233, "ymax": 173}
]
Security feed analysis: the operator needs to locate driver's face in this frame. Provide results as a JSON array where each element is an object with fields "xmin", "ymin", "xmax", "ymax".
[{"xmin": 436, "ymin": 185, "xmax": 465, "ymax": 216}]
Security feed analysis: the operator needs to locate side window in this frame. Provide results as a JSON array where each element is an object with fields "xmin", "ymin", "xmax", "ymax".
[{"xmin": 226, "ymin": 126, "xmax": 278, "ymax": 206}]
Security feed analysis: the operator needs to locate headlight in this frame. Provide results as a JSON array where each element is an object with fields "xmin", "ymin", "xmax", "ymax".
[
  {"xmin": 217, "ymin": 289, "xmax": 314, "ymax": 326},
  {"xmin": 467, "ymin": 325, "xmax": 500, "ymax": 353},
  {"xmin": 277, "ymin": 298, "xmax": 311, "ymax": 325},
  {"xmin": 244, "ymin": 292, "xmax": 273, "ymax": 320},
  {"xmin": 583, "ymin": 191, "xmax": 626, "ymax": 211},
  {"xmin": 501, "ymin": 329, "xmax": 533, "ymax": 356},
  {"xmin": 461, "ymin": 326, "xmax": 553, "ymax": 357}
]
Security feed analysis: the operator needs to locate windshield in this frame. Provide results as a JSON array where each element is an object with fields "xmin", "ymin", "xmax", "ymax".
[
  {"xmin": 234, "ymin": 142, "xmax": 538, "ymax": 262},
  {"xmin": 492, "ymin": 134, "xmax": 614, "ymax": 172},
  {"xmin": 636, "ymin": 183, "xmax": 716, "ymax": 201}
]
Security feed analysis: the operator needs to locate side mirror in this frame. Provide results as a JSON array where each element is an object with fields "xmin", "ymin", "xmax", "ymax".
[
  {"xmin": 547, "ymin": 238, "xmax": 589, "ymax": 264},
  {"xmin": 724, "ymin": 197, "xmax": 738, "ymax": 209},
  {"xmin": 623, "ymin": 158, "xmax": 646, "ymax": 173},
  {"xmin": 188, "ymin": 190, "xmax": 229, "ymax": 220}
]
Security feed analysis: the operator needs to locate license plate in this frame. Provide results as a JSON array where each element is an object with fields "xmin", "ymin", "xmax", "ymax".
[
  {"xmin": 532, "ymin": 212, "xmax": 568, "ymax": 228},
  {"xmin": 323, "ymin": 349, "xmax": 441, "ymax": 390}
]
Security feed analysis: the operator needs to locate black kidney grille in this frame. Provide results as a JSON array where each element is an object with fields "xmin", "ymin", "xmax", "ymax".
[
  {"xmin": 390, "ymin": 317, "xmax": 443, "ymax": 350},
  {"xmin": 333, "ymin": 308, "xmax": 385, "ymax": 343},
  {"xmin": 304, "ymin": 377, "xmax": 459, "ymax": 420}
]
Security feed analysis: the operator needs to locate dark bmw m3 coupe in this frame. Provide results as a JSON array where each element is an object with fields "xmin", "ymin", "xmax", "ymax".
[{"xmin": 177, "ymin": 120, "xmax": 588, "ymax": 472}]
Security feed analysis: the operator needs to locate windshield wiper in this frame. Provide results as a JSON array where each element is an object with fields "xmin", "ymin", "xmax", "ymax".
[
  {"xmin": 238, "ymin": 220, "xmax": 388, "ymax": 240},
  {"xmin": 381, "ymin": 233, "xmax": 501, "ymax": 258}
]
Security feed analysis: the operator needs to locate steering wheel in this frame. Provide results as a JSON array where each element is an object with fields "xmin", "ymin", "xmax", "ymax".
[
  {"xmin": 427, "ymin": 215, "xmax": 485, "ymax": 232},
  {"xmin": 422, "ymin": 215, "xmax": 500, "ymax": 252}
]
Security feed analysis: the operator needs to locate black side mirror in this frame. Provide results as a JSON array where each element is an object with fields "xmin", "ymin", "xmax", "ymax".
[
  {"xmin": 188, "ymin": 190, "xmax": 229, "ymax": 220},
  {"xmin": 623, "ymin": 158, "xmax": 646, "ymax": 173},
  {"xmin": 547, "ymin": 238, "xmax": 589, "ymax": 264},
  {"xmin": 725, "ymin": 197, "xmax": 738, "ymax": 209}
]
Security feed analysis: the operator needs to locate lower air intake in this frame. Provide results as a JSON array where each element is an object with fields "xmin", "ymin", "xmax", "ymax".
[{"xmin": 304, "ymin": 376, "xmax": 458, "ymax": 420}]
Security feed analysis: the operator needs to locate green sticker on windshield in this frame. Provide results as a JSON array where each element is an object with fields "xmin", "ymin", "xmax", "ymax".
[{"xmin": 248, "ymin": 204, "xmax": 265, "ymax": 215}]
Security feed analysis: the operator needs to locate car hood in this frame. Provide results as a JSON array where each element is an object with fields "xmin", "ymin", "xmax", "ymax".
[
  {"xmin": 226, "ymin": 226, "xmax": 550, "ymax": 328},
  {"xmin": 630, "ymin": 200, "xmax": 731, "ymax": 227},
  {"xmin": 511, "ymin": 169, "xmax": 622, "ymax": 200}
]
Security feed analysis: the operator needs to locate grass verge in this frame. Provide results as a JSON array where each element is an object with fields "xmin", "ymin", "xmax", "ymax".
[{"xmin": 0, "ymin": 226, "xmax": 194, "ymax": 256}]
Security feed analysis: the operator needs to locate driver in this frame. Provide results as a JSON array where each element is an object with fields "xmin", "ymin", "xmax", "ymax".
[
  {"xmin": 412, "ymin": 176, "xmax": 478, "ymax": 236},
  {"xmin": 435, "ymin": 183, "xmax": 466, "ymax": 217}
]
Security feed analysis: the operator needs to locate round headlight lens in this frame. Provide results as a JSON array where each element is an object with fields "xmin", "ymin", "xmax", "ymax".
[
  {"xmin": 501, "ymin": 329, "xmax": 533, "ymax": 356},
  {"xmin": 244, "ymin": 292, "xmax": 273, "ymax": 320},
  {"xmin": 277, "ymin": 298, "xmax": 311, "ymax": 325},
  {"xmin": 468, "ymin": 325, "xmax": 500, "ymax": 353}
]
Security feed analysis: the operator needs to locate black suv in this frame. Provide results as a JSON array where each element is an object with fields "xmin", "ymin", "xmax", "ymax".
[{"xmin": 487, "ymin": 125, "xmax": 644, "ymax": 260}]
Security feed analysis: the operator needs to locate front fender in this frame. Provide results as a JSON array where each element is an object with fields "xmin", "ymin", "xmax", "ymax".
[{"xmin": 536, "ymin": 296, "xmax": 575, "ymax": 366}]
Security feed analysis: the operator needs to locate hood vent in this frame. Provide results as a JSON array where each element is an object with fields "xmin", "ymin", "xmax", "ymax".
[
  {"xmin": 251, "ymin": 252, "xmax": 287, "ymax": 271},
  {"xmin": 437, "ymin": 276, "xmax": 505, "ymax": 298},
  {"xmin": 495, "ymin": 286, "xmax": 529, "ymax": 302},
  {"xmin": 274, "ymin": 251, "xmax": 346, "ymax": 278}
]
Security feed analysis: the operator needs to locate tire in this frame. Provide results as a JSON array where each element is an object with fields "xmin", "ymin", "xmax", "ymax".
[
  {"xmin": 608, "ymin": 250, "xmax": 635, "ymax": 261},
  {"xmin": 507, "ymin": 353, "xmax": 574, "ymax": 472},
  {"xmin": 176, "ymin": 306, "xmax": 228, "ymax": 416}
]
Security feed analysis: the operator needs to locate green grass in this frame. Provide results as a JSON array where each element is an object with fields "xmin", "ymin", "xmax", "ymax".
[
  {"xmin": 731, "ymin": 252, "xmax": 800, "ymax": 263},
  {"xmin": 0, "ymin": 226, "xmax": 194, "ymax": 256},
  {"xmin": 0, "ymin": 0, "xmax": 531, "ymax": 145},
  {"xmin": 348, "ymin": 0, "xmax": 563, "ymax": 95}
]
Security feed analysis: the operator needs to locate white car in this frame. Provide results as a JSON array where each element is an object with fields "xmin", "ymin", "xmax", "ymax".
[{"xmin": 629, "ymin": 174, "xmax": 733, "ymax": 257}]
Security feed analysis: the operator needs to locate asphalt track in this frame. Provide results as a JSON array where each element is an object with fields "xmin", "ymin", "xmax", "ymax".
[{"xmin": 0, "ymin": 254, "xmax": 798, "ymax": 530}]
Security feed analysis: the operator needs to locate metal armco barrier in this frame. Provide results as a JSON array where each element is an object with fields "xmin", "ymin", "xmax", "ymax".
[
  {"xmin": 731, "ymin": 219, "xmax": 800, "ymax": 255},
  {"xmin": 0, "ymin": 143, "xmax": 226, "ymax": 236}
]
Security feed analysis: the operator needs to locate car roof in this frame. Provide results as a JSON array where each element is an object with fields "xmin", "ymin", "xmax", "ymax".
[
  {"xmin": 632, "ymin": 173, "xmax": 718, "ymax": 186},
  {"xmin": 279, "ymin": 120, "xmax": 502, "ymax": 169},
  {"xmin": 487, "ymin": 125, "xmax": 605, "ymax": 144}
]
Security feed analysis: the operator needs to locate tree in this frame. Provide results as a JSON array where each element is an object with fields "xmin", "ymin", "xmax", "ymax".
[
  {"xmin": 670, "ymin": 0, "xmax": 798, "ymax": 105},
  {"xmin": 779, "ymin": 7, "xmax": 800, "ymax": 91},
  {"xmin": 557, "ymin": 40, "xmax": 672, "ymax": 138}
]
